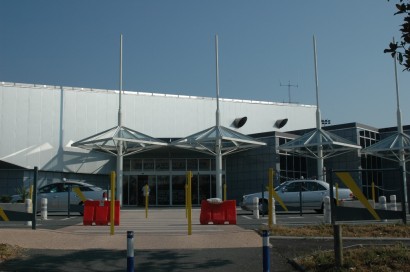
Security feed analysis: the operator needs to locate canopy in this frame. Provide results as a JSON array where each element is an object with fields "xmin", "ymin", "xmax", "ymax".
[
  {"xmin": 361, "ymin": 132, "xmax": 410, "ymax": 162},
  {"xmin": 72, "ymin": 125, "xmax": 167, "ymax": 156},
  {"xmin": 170, "ymin": 125, "xmax": 266, "ymax": 156},
  {"xmin": 277, "ymin": 128, "xmax": 361, "ymax": 159}
]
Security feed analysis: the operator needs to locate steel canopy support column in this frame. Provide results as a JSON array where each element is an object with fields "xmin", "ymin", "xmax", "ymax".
[
  {"xmin": 216, "ymin": 140, "xmax": 222, "ymax": 199},
  {"xmin": 117, "ymin": 146, "xmax": 123, "ymax": 206},
  {"xmin": 215, "ymin": 34, "xmax": 223, "ymax": 200}
]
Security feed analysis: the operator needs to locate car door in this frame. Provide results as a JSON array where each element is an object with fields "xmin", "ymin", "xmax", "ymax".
[
  {"xmin": 37, "ymin": 184, "xmax": 64, "ymax": 211},
  {"xmin": 277, "ymin": 181, "xmax": 304, "ymax": 208},
  {"xmin": 303, "ymin": 181, "xmax": 327, "ymax": 209}
]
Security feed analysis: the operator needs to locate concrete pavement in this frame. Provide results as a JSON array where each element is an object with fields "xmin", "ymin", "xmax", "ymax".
[{"xmin": 1, "ymin": 208, "xmax": 301, "ymax": 271}]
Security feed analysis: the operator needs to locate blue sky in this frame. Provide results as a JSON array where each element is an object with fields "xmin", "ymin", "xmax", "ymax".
[{"xmin": 1, "ymin": 1, "xmax": 409, "ymax": 128}]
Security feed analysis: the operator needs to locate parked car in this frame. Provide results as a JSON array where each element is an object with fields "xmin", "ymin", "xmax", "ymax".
[
  {"xmin": 240, "ymin": 179, "xmax": 354, "ymax": 214},
  {"xmin": 11, "ymin": 181, "xmax": 107, "ymax": 214}
]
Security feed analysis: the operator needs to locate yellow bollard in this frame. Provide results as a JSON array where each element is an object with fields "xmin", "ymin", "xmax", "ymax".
[
  {"xmin": 187, "ymin": 171, "xmax": 192, "ymax": 235},
  {"xmin": 29, "ymin": 185, "xmax": 33, "ymax": 200},
  {"xmin": 110, "ymin": 171, "xmax": 116, "ymax": 236},
  {"xmin": 185, "ymin": 183, "xmax": 188, "ymax": 218},
  {"xmin": 335, "ymin": 183, "xmax": 339, "ymax": 206}
]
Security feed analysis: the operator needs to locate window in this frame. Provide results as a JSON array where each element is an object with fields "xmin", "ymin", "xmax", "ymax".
[
  {"xmin": 156, "ymin": 159, "xmax": 169, "ymax": 171},
  {"xmin": 285, "ymin": 182, "xmax": 303, "ymax": 192},
  {"xmin": 143, "ymin": 159, "xmax": 155, "ymax": 170},
  {"xmin": 172, "ymin": 159, "xmax": 186, "ymax": 171}
]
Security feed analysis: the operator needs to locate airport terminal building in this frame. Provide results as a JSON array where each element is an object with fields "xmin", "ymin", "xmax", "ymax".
[{"xmin": 0, "ymin": 82, "xmax": 408, "ymax": 206}]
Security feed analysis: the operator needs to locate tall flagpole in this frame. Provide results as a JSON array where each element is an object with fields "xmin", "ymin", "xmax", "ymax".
[
  {"xmin": 117, "ymin": 34, "xmax": 124, "ymax": 206},
  {"xmin": 215, "ymin": 34, "xmax": 222, "ymax": 199},
  {"xmin": 393, "ymin": 37, "xmax": 408, "ymax": 213},
  {"xmin": 313, "ymin": 35, "xmax": 324, "ymax": 181}
]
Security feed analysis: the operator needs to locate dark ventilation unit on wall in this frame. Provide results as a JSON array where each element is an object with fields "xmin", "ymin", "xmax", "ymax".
[
  {"xmin": 233, "ymin": 117, "xmax": 247, "ymax": 128},
  {"xmin": 274, "ymin": 118, "xmax": 288, "ymax": 129}
]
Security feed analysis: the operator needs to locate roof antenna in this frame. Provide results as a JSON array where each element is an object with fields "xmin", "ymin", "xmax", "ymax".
[{"xmin": 280, "ymin": 80, "xmax": 298, "ymax": 103}]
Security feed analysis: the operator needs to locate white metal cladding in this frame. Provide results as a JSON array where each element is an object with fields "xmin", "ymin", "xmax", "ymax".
[{"xmin": 0, "ymin": 82, "xmax": 317, "ymax": 173}]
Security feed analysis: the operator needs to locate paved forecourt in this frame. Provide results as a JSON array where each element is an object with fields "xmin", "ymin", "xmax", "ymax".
[{"xmin": 0, "ymin": 208, "xmax": 262, "ymax": 251}]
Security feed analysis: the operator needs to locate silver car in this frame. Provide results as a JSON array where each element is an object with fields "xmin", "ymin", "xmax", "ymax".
[
  {"xmin": 241, "ymin": 179, "xmax": 354, "ymax": 214},
  {"xmin": 12, "ymin": 181, "xmax": 106, "ymax": 213}
]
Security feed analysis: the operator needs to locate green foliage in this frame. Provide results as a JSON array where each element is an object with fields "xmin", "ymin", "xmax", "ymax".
[
  {"xmin": 385, "ymin": 0, "xmax": 410, "ymax": 70},
  {"xmin": 15, "ymin": 186, "xmax": 29, "ymax": 203}
]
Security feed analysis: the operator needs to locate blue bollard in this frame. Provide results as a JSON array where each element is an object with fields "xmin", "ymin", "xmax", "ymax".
[
  {"xmin": 127, "ymin": 231, "xmax": 134, "ymax": 272},
  {"xmin": 263, "ymin": 230, "xmax": 270, "ymax": 272}
]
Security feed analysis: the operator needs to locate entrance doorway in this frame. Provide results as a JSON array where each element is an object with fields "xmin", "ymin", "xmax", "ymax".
[{"xmin": 123, "ymin": 175, "xmax": 156, "ymax": 206}]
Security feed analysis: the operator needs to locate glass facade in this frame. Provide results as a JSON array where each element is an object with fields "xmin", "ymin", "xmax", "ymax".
[
  {"xmin": 277, "ymin": 137, "xmax": 308, "ymax": 182},
  {"xmin": 122, "ymin": 158, "xmax": 225, "ymax": 206},
  {"xmin": 359, "ymin": 128, "xmax": 383, "ymax": 199}
]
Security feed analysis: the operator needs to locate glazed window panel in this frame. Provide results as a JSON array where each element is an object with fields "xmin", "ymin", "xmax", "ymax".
[
  {"xmin": 156, "ymin": 159, "xmax": 169, "ymax": 171},
  {"xmin": 172, "ymin": 159, "xmax": 186, "ymax": 171}
]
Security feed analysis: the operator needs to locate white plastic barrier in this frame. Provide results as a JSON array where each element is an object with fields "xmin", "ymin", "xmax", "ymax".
[
  {"xmin": 41, "ymin": 198, "xmax": 48, "ymax": 220},
  {"xmin": 253, "ymin": 197, "xmax": 259, "ymax": 219},
  {"xmin": 323, "ymin": 196, "xmax": 331, "ymax": 224}
]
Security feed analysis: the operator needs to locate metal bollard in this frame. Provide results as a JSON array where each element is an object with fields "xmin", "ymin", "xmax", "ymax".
[
  {"xmin": 323, "ymin": 196, "xmax": 331, "ymax": 224},
  {"xmin": 271, "ymin": 198, "xmax": 276, "ymax": 225},
  {"xmin": 262, "ymin": 230, "xmax": 270, "ymax": 272},
  {"xmin": 127, "ymin": 231, "xmax": 135, "ymax": 272},
  {"xmin": 253, "ymin": 197, "xmax": 259, "ymax": 219},
  {"xmin": 379, "ymin": 196, "xmax": 387, "ymax": 222},
  {"xmin": 41, "ymin": 198, "xmax": 48, "ymax": 220},
  {"xmin": 390, "ymin": 195, "xmax": 397, "ymax": 211},
  {"xmin": 25, "ymin": 199, "xmax": 32, "ymax": 226}
]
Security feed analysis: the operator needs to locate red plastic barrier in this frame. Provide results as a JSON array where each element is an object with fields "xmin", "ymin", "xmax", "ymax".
[
  {"xmin": 83, "ymin": 205, "xmax": 95, "ymax": 225},
  {"xmin": 200, "ymin": 200, "xmax": 237, "ymax": 225},
  {"xmin": 83, "ymin": 200, "xmax": 100, "ymax": 225},
  {"xmin": 104, "ymin": 201, "xmax": 120, "ymax": 226},
  {"xmin": 95, "ymin": 206, "xmax": 109, "ymax": 225}
]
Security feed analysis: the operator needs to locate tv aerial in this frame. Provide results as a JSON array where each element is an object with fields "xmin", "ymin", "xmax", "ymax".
[{"xmin": 280, "ymin": 80, "xmax": 298, "ymax": 103}]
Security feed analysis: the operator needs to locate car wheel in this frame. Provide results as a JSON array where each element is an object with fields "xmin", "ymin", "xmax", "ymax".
[
  {"xmin": 315, "ymin": 202, "xmax": 324, "ymax": 214},
  {"xmin": 79, "ymin": 201, "xmax": 84, "ymax": 216}
]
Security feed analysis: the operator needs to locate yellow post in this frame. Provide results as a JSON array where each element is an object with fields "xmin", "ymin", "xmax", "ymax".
[
  {"xmin": 372, "ymin": 181, "xmax": 376, "ymax": 204},
  {"xmin": 110, "ymin": 171, "xmax": 116, "ymax": 236},
  {"xmin": 145, "ymin": 184, "xmax": 149, "ymax": 219},
  {"xmin": 335, "ymin": 183, "xmax": 339, "ymax": 206},
  {"xmin": 29, "ymin": 185, "xmax": 33, "ymax": 200},
  {"xmin": 185, "ymin": 183, "xmax": 188, "ymax": 218},
  {"xmin": 187, "ymin": 171, "xmax": 192, "ymax": 235},
  {"xmin": 223, "ymin": 182, "xmax": 227, "ymax": 201},
  {"xmin": 268, "ymin": 168, "xmax": 275, "ymax": 229}
]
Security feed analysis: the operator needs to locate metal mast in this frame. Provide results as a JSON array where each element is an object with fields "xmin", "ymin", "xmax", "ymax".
[
  {"xmin": 393, "ymin": 38, "xmax": 408, "ymax": 213},
  {"xmin": 215, "ymin": 34, "xmax": 223, "ymax": 199},
  {"xmin": 313, "ymin": 35, "xmax": 324, "ymax": 181},
  {"xmin": 117, "ymin": 34, "xmax": 124, "ymax": 204}
]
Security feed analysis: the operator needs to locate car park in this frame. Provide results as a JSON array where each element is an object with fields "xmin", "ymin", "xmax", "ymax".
[
  {"xmin": 240, "ymin": 179, "xmax": 354, "ymax": 214},
  {"xmin": 12, "ymin": 181, "xmax": 107, "ymax": 213}
]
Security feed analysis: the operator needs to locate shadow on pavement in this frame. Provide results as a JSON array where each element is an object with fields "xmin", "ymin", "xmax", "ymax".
[{"xmin": 1, "ymin": 248, "xmax": 240, "ymax": 272}]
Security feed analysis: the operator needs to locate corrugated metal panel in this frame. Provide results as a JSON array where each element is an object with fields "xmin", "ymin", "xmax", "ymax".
[{"xmin": 0, "ymin": 82, "xmax": 317, "ymax": 173}]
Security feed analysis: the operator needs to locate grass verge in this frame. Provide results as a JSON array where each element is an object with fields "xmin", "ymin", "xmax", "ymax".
[
  {"xmin": 262, "ymin": 224, "xmax": 410, "ymax": 271},
  {"xmin": 295, "ymin": 243, "xmax": 409, "ymax": 272}
]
